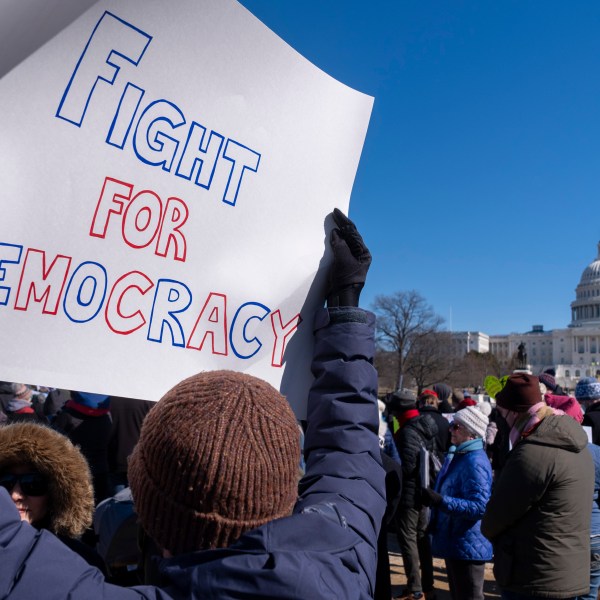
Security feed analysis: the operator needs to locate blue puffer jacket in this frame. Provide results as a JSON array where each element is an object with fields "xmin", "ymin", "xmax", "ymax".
[
  {"xmin": 429, "ymin": 439, "xmax": 493, "ymax": 561},
  {"xmin": 0, "ymin": 307, "xmax": 385, "ymax": 600}
]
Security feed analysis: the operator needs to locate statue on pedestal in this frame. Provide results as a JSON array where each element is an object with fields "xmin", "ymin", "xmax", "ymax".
[{"xmin": 517, "ymin": 342, "xmax": 528, "ymax": 369}]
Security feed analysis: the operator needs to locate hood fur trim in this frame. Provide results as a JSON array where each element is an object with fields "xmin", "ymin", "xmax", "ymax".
[{"xmin": 0, "ymin": 423, "xmax": 94, "ymax": 537}]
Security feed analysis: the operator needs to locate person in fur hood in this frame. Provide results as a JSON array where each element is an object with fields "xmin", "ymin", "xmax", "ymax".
[{"xmin": 0, "ymin": 422, "xmax": 106, "ymax": 572}]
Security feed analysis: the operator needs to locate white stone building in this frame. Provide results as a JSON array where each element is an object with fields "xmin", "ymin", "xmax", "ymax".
[
  {"xmin": 454, "ymin": 241, "xmax": 600, "ymax": 391},
  {"xmin": 451, "ymin": 331, "xmax": 489, "ymax": 356}
]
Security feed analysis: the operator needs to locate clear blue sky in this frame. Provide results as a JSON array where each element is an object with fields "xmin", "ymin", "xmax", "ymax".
[{"xmin": 239, "ymin": 0, "xmax": 600, "ymax": 335}]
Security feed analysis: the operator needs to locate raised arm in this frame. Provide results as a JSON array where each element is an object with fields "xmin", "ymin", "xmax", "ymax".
[{"xmin": 295, "ymin": 209, "xmax": 385, "ymax": 593}]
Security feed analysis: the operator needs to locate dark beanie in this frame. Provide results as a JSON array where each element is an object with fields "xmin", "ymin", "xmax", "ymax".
[
  {"xmin": 128, "ymin": 370, "xmax": 300, "ymax": 554},
  {"xmin": 538, "ymin": 372, "xmax": 557, "ymax": 392},
  {"xmin": 495, "ymin": 373, "xmax": 542, "ymax": 413},
  {"xmin": 432, "ymin": 383, "xmax": 452, "ymax": 402},
  {"xmin": 387, "ymin": 389, "xmax": 417, "ymax": 412}
]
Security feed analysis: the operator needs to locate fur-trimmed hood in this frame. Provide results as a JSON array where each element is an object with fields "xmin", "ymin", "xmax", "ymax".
[{"xmin": 0, "ymin": 423, "xmax": 94, "ymax": 537}]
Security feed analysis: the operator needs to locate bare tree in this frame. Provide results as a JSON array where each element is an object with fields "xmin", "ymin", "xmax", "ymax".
[
  {"xmin": 405, "ymin": 331, "xmax": 456, "ymax": 393},
  {"xmin": 449, "ymin": 350, "xmax": 503, "ymax": 390},
  {"xmin": 372, "ymin": 290, "xmax": 445, "ymax": 389}
]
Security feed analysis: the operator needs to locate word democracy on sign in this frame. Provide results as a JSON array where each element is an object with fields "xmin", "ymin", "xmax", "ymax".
[{"xmin": 0, "ymin": 237, "xmax": 300, "ymax": 366}]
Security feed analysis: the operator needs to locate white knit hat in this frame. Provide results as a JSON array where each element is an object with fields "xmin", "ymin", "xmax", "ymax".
[{"xmin": 453, "ymin": 406, "xmax": 489, "ymax": 439}]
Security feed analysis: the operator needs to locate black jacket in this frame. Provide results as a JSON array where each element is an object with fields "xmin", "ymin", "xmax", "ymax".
[
  {"xmin": 419, "ymin": 405, "xmax": 449, "ymax": 451},
  {"xmin": 394, "ymin": 414, "xmax": 438, "ymax": 508},
  {"xmin": 583, "ymin": 402, "xmax": 600, "ymax": 445}
]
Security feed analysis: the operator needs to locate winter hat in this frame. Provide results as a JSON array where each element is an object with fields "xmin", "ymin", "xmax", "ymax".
[
  {"xmin": 575, "ymin": 377, "xmax": 600, "ymax": 401},
  {"xmin": 11, "ymin": 383, "xmax": 32, "ymax": 402},
  {"xmin": 453, "ymin": 406, "xmax": 489, "ymax": 439},
  {"xmin": 457, "ymin": 398, "xmax": 477, "ymax": 410},
  {"xmin": 420, "ymin": 388, "xmax": 438, "ymax": 399},
  {"xmin": 545, "ymin": 393, "xmax": 584, "ymax": 423},
  {"xmin": 538, "ymin": 372, "xmax": 557, "ymax": 392},
  {"xmin": 478, "ymin": 401, "xmax": 492, "ymax": 417},
  {"xmin": 128, "ymin": 370, "xmax": 300, "ymax": 554},
  {"xmin": 0, "ymin": 423, "xmax": 94, "ymax": 537},
  {"xmin": 544, "ymin": 368, "xmax": 557, "ymax": 377},
  {"xmin": 387, "ymin": 389, "xmax": 417, "ymax": 412},
  {"xmin": 432, "ymin": 383, "xmax": 452, "ymax": 402},
  {"xmin": 71, "ymin": 391, "xmax": 111, "ymax": 410},
  {"xmin": 495, "ymin": 373, "xmax": 542, "ymax": 413}
]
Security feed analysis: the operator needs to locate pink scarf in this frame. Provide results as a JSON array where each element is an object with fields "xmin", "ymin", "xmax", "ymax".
[{"xmin": 498, "ymin": 401, "xmax": 564, "ymax": 447}]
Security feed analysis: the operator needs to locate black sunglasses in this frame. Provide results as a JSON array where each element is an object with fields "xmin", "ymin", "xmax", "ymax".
[
  {"xmin": 450, "ymin": 422, "xmax": 464, "ymax": 431},
  {"xmin": 0, "ymin": 473, "xmax": 49, "ymax": 497}
]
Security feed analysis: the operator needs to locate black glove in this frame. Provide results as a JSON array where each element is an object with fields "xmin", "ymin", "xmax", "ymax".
[
  {"xmin": 327, "ymin": 208, "xmax": 372, "ymax": 307},
  {"xmin": 421, "ymin": 487, "xmax": 443, "ymax": 507}
]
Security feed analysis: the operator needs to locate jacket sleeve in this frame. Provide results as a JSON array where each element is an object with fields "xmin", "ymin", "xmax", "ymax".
[
  {"xmin": 0, "ymin": 488, "xmax": 170, "ymax": 599},
  {"xmin": 396, "ymin": 427, "xmax": 420, "ymax": 478},
  {"xmin": 294, "ymin": 307, "xmax": 386, "ymax": 592},
  {"xmin": 440, "ymin": 458, "xmax": 492, "ymax": 520}
]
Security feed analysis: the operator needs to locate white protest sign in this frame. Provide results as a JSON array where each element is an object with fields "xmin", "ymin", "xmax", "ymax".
[{"xmin": 0, "ymin": 0, "xmax": 373, "ymax": 416}]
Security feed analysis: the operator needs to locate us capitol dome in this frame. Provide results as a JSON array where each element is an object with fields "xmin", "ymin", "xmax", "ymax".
[{"xmin": 571, "ymin": 242, "xmax": 600, "ymax": 326}]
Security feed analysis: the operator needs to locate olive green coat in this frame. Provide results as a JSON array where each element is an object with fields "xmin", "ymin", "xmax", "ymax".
[{"xmin": 481, "ymin": 414, "xmax": 593, "ymax": 598}]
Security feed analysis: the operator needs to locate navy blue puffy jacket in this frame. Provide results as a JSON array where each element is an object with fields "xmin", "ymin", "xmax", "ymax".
[{"xmin": 0, "ymin": 307, "xmax": 385, "ymax": 600}]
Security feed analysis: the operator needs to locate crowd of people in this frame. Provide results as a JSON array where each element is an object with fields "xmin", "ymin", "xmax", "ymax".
[
  {"xmin": 1, "ymin": 211, "xmax": 600, "ymax": 600},
  {"xmin": 376, "ymin": 371, "xmax": 600, "ymax": 600}
]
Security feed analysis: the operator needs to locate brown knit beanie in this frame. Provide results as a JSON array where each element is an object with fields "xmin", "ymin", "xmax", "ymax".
[
  {"xmin": 128, "ymin": 370, "xmax": 300, "ymax": 554},
  {"xmin": 495, "ymin": 373, "xmax": 542, "ymax": 413}
]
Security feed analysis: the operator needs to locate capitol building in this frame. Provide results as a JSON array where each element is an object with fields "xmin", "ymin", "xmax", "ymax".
[{"xmin": 452, "ymin": 241, "xmax": 600, "ymax": 391}]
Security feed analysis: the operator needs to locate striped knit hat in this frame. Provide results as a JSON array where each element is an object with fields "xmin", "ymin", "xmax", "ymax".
[
  {"xmin": 128, "ymin": 370, "xmax": 300, "ymax": 554},
  {"xmin": 575, "ymin": 377, "xmax": 600, "ymax": 401}
]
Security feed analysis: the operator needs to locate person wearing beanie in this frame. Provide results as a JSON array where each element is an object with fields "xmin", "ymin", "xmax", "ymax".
[
  {"xmin": 541, "ymin": 367, "xmax": 566, "ymax": 396},
  {"xmin": 538, "ymin": 371, "xmax": 556, "ymax": 393},
  {"xmin": 576, "ymin": 377, "xmax": 600, "ymax": 446},
  {"xmin": 389, "ymin": 389, "xmax": 439, "ymax": 599},
  {"xmin": 482, "ymin": 373, "xmax": 594, "ymax": 599},
  {"xmin": 421, "ymin": 406, "xmax": 492, "ymax": 600},
  {"xmin": 4, "ymin": 383, "xmax": 45, "ymax": 424},
  {"xmin": 0, "ymin": 423, "xmax": 105, "ymax": 572},
  {"xmin": 53, "ymin": 391, "xmax": 113, "ymax": 503},
  {"xmin": 418, "ymin": 388, "xmax": 438, "ymax": 404},
  {"xmin": 432, "ymin": 382, "xmax": 454, "ymax": 413},
  {"xmin": 557, "ymin": 390, "xmax": 600, "ymax": 600},
  {"xmin": 0, "ymin": 209, "xmax": 386, "ymax": 600}
]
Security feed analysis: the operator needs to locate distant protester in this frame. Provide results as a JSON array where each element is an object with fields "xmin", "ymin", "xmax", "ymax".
[
  {"xmin": 389, "ymin": 389, "xmax": 438, "ymax": 599},
  {"xmin": 4, "ymin": 383, "xmax": 45, "ymax": 424},
  {"xmin": 423, "ymin": 406, "xmax": 493, "ymax": 600},
  {"xmin": 540, "ymin": 368, "xmax": 566, "ymax": 396},
  {"xmin": 432, "ymin": 383, "xmax": 453, "ymax": 413},
  {"xmin": 482, "ymin": 373, "xmax": 593, "ymax": 600},
  {"xmin": 577, "ymin": 377, "xmax": 600, "ymax": 445},
  {"xmin": 53, "ymin": 391, "xmax": 112, "ymax": 502},
  {"xmin": 451, "ymin": 390, "xmax": 464, "ymax": 411},
  {"xmin": 418, "ymin": 389, "xmax": 449, "ymax": 451},
  {"xmin": 107, "ymin": 396, "xmax": 155, "ymax": 495}
]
